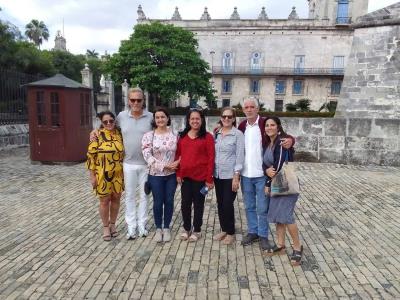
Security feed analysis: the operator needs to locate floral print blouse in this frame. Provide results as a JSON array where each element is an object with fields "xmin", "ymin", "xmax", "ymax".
[{"xmin": 141, "ymin": 130, "xmax": 178, "ymax": 176}]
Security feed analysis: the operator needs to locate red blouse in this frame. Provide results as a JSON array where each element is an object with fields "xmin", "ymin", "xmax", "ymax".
[{"xmin": 175, "ymin": 133, "xmax": 215, "ymax": 184}]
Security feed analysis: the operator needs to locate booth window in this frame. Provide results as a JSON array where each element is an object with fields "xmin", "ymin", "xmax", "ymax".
[
  {"xmin": 85, "ymin": 94, "xmax": 90, "ymax": 125},
  {"xmin": 80, "ymin": 93, "xmax": 90, "ymax": 126},
  {"xmin": 50, "ymin": 92, "xmax": 60, "ymax": 127},
  {"xmin": 36, "ymin": 91, "xmax": 46, "ymax": 125}
]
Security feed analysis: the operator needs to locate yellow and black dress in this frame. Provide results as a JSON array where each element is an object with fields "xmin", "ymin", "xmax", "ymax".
[{"xmin": 86, "ymin": 129, "xmax": 124, "ymax": 197}]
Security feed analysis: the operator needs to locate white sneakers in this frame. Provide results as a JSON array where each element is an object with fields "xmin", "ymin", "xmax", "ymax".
[
  {"xmin": 154, "ymin": 229, "xmax": 163, "ymax": 242},
  {"xmin": 138, "ymin": 226, "xmax": 148, "ymax": 237},
  {"xmin": 126, "ymin": 225, "xmax": 148, "ymax": 240},
  {"xmin": 127, "ymin": 227, "xmax": 172, "ymax": 242},
  {"xmin": 163, "ymin": 229, "xmax": 171, "ymax": 242}
]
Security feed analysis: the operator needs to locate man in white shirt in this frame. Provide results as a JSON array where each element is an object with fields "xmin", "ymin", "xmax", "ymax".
[{"xmin": 237, "ymin": 98, "xmax": 293, "ymax": 250}]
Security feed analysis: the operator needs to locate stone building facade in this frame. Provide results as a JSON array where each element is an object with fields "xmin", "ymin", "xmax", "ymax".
[{"xmin": 137, "ymin": 0, "xmax": 368, "ymax": 111}]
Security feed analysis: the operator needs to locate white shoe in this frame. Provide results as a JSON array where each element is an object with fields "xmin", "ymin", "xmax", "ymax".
[
  {"xmin": 126, "ymin": 227, "xmax": 136, "ymax": 240},
  {"xmin": 154, "ymin": 229, "xmax": 163, "ymax": 242},
  {"xmin": 163, "ymin": 229, "xmax": 171, "ymax": 242},
  {"xmin": 138, "ymin": 226, "xmax": 148, "ymax": 237}
]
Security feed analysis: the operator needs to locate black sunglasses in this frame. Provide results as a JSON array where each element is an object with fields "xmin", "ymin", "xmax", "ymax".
[
  {"xmin": 129, "ymin": 98, "xmax": 143, "ymax": 103},
  {"xmin": 221, "ymin": 115, "xmax": 234, "ymax": 120},
  {"xmin": 102, "ymin": 119, "xmax": 115, "ymax": 125}
]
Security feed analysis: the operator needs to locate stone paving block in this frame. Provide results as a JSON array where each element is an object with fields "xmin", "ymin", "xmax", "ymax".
[{"xmin": 0, "ymin": 149, "xmax": 399, "ymax": 299}]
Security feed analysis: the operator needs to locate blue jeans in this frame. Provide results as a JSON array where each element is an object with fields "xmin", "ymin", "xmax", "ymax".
[
  {"xmin": 241, "ymin": 176, "xmax": 270, "ymax": 238},
  {"xmin": 148, "ymin": 174, "xmax": 177, "ymax": 229}
]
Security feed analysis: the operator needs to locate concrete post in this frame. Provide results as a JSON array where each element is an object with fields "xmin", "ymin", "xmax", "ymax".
[
  {"xmin": 122, "ymin": 79, "xmax": 129, "ymax": 110},
  {"xmin": 80, "ymin": 63, "xmax": 95, "ymax": 124},
  {"xmin": 105, "ymin": 74, "xmax": 115, "ymax": 113}
]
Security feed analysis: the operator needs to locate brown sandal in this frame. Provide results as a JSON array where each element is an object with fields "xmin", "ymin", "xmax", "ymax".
[
  {"xmin": 188, "ymin": 232, "xmax": 201, "ymax": 242},
  {"xmin": 103, "ymin": 226, "xmax": 111, "ymax": 242}
]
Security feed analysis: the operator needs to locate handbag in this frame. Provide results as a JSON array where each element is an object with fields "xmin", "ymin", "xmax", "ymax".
[
  {"xmin": 144, "ymin": 131, "xmax": 155, "ymax": 196},
  {"xmin": 270, "ymin": 147, "xmax": 300, "ymax": 197}
]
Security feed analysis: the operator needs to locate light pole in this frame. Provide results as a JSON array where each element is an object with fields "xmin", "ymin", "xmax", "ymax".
[{"xmin": 209, "ymin": 51, "xmax": 216, "ymax": 108}]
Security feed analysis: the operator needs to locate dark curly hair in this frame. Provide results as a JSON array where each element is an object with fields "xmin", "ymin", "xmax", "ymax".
[
  {"xmin": 97, "ymin": 110, "xmax": 115, "ymax": 121},
  {"xmin": 179, "ymin": 108, "xmax": 207, "ymax": 139}
]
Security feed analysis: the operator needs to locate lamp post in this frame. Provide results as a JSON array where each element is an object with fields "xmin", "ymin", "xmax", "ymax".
[{"xmin": 209, "ymin": 51, "xmax": 216, "ymax": 108}]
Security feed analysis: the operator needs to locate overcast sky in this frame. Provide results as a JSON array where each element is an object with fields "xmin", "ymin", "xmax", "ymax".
[{"xmin": 0, "ymin": 0, "xmax": 398, "ymax": 55}]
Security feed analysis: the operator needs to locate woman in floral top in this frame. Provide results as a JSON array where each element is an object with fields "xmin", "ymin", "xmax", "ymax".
[{"xmin": 142, "ymin": 107, "xmax": 180, "ymax": 242}]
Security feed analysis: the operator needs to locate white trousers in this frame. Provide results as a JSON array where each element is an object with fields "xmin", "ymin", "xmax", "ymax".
[{"xmin": 123, "ymin": 163, "xmax": 148, "ymax": 234}]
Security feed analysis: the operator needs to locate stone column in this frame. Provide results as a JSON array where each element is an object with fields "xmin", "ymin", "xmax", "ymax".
[
  {"xmin": 81, "ymin": 63, "xmax": 93, "ymax": 89},
  {"xmin": 105, "ymin": 74, "xmax": 115, "ymax": 113},
  {"xmin": 81, "ymin": 64, "xmax": 95, "ymax": 122},
  {"xmin": 122, "ymin": 79, "xmax": 129, "ymax": 110}
]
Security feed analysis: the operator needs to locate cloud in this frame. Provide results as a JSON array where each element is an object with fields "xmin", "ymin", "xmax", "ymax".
[{"xmin": 0, "ymin": 0, "xmax": 398, "ymax": 54}]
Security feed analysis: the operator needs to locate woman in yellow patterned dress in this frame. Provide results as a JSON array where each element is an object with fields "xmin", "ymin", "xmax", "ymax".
[{"xmin": 87, "ymin": 111, "xmax": 124, "ymax": 241}]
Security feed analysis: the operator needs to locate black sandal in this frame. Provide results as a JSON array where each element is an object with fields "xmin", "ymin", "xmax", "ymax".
[
  {"xmin": 265, "ymin": 244, "xmax": 286, "ymax": 256},
  {"xmin": 290, "ymin": 245, "xmax": 303, "ymax": 266}
]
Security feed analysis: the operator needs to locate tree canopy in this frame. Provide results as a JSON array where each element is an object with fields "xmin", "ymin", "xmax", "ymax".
[
  {"xmin": 25, "ymin": 19, "xmax": 49, "ymax": 49},
  {"xmin": 107, "ymin": 22, "xmax": 214, "ymax": 107}
]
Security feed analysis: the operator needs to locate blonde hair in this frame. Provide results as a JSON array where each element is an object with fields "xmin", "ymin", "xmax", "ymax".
[{"xmin": 128, "ymin": 86, "xmax": 144, "ymax": 97}]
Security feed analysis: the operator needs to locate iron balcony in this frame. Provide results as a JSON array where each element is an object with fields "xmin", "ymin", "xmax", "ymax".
[{"xmin": 212, "ymin": 66, "xmax": 345, "ymax": 76}]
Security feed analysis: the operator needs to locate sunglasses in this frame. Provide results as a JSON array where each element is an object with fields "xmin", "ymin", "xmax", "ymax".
[
  {"xmin": 102, "ymin": 119, "xmax": 115, "ymax": 125},
  {"xmin": 221, "ymin": 115, "xmax": 234, "ymax": 120},
  {"xmin": 129, "ymin": 98, "xmax": 143, "ymax": 103}
]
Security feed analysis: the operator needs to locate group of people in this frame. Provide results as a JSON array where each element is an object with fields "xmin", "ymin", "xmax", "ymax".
[{"xmin": 86, "ymin": 87, "xmax": 303, "ymax": 266}]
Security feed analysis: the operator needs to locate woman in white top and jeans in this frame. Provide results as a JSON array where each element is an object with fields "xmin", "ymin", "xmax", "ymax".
[{"xmin": 142, "ymin": 107, "xmax": 180, "ymax": 242}]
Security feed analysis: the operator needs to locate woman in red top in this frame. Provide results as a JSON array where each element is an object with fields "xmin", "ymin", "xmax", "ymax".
[{"xmin": 175, "ymin": 109, "xmax": 215, "ymax": 242}]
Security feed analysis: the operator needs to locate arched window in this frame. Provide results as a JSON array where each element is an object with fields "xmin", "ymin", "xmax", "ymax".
[
  {"xmin": 222, "ymin": 52, "xmax": 233, "ymax": 72},
  {"xmin": 251, "ymin": 52, "xmax": 262, "ymax": 69}
]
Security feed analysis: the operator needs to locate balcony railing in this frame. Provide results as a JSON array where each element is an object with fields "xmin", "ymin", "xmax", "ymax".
[
  {"xmin": 212, "ymin": 66, "xmax": 345, "ymax": 76},
  {"xmin": 336, "ymin": 17, "xmax": 351, "ymax": 24}
]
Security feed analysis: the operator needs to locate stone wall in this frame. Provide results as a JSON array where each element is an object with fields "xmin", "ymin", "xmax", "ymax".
[
  {"xmin": 2, "ymin": 117, "xmax": 399, "ymax": 166},
  {"xmin": 335, "ymin": 3, "xmax": 400, "ymax": 119},
  {"xmin": 170, "ymin": 116, "xmax": 400, "ymax": 167},
  {"xmin": 0, "ymin": 124, "xmax": 29, "ymax": 150},
  {"xmin": 281, "ymin": 117, "xmax": 400, "ymax": 166}
]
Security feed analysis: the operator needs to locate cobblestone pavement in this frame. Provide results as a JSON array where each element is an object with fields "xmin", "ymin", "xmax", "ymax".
[{"xmin": 0, "ymin": 147, "xmax": 399, "ymax": 300}]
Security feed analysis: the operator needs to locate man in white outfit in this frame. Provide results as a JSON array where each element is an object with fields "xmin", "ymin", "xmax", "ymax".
[
  {"xmin": 91, "ymin": 87, "xmax": 152, "ymax": 239},
  {"xmin": 117, "ymin": 87, "xmax": 153, "ymax": 239}
]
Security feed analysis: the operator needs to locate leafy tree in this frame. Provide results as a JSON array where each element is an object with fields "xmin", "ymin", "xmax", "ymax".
[
  {"xmin": 319, "ymin": 101, "xmax": 337, "ymax": 112},
  {"xmin": 107, "ymin": 22, "xmax": 214, "ymax": 107},
  {"xmin": 0, "ymin": 20, "xmax": 17, "ymax": 68},
  {"xmin": 13, "ymin": 42, "xmax": 54, "ymax": 75},
  {"xmin": 86, "ymin": 49, "xmax": 99, "ymax": 59},
  {"xmin": 285, "ymin": 103, "xmax": 298, "ymax": 112},
  {"xmin": 25, "ymin": 19, "xmax": 49, "ymax": 49},
  {"xmin": 295, "ymin": 98, "xmax": 311, "ymax": 112},
  {"xmin": 42, "ymin": 50, "xmax": 85, "ymax": 82}
]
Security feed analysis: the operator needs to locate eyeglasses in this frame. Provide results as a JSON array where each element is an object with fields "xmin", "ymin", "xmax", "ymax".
[
  {"xmin": 221, "ymin": 115, "xmax": 234, "ymax": 120},
  {"xmin": 102, "ymin": 119, "xmax": 115, "ymax": 125},
  {"xmin": 129, "ymin": 98, "xmax": 143, "ymax": 103}
]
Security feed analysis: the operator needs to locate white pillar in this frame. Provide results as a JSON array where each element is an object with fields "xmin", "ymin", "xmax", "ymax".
[
  {"xmin": 106, "ymin": 74, "xmax": 115, "ymax": 113},
  {"xmin": 122, "ymin": 79, "xmax": 129, "ymax": 110}
]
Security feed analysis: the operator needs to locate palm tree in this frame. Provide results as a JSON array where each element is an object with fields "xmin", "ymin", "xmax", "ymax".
[
  {"xmin": 86, "ymin": 49, "xmax": 99, "ymax": 59},
  {"xmin": 25, "ymin": 19, "xmax": 49, "ymax": 49}
]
